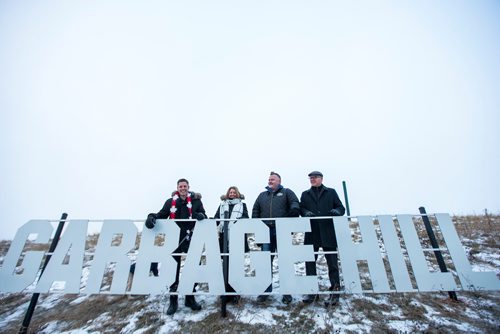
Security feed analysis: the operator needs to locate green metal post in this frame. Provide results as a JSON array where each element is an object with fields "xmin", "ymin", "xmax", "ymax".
[{"xmin": 342, "ymin": 181, "xmax": 350, "ymax": 216}]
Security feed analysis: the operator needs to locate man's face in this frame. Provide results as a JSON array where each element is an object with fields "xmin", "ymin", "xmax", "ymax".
[
  {"xmin": 268, "ymin": 175, "xmax": 281, "ymax": 190},
  {"xmin": 309, "ymin": 176, "xmax": 323, "ymax": 187},
  {"xmin": 177, "ymin": 181, "xmax": 189, "ymax": 197}
]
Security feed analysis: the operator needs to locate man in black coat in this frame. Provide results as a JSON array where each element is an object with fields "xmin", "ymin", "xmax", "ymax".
[
  {"xmin": 300, "ymin": 171, "xmax": 345, "ymax": 307},
  {"xmin": 145, "ymin": 178, "xmax": 207, "ymax": 315}
]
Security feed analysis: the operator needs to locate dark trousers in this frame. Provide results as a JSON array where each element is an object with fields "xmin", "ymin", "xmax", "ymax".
[
  {"xmin": 218, "ymin": 232, "xmax": 236, "ymax": 294},
  {"xmin": 305, "ymin": 244, "xmax": 340, "ymax": 290},
  {"xmin": 169, "ymin": 242, "xmax": 196, "ymax": 299},
  {"xmin": 129, "ymin": 262, "xmax": 159, "ymax": 276},
  {"xmin": 261, "ymin": 225, "xmax": 277, "ymax": 292}
]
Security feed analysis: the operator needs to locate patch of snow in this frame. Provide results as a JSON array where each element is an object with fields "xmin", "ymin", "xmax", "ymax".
[
  {"xmin": 69, "ymin": 294, "xmax": 91, "ymax": 305},
  {"xmin": 37, "ymin": 321, "xmax": 61, "ymax": 334},
  {"xmin": 387, "ymin": 320, "xmax": 419, "ymax": 332},
  {"xmin": 120, "ymin": 312, "xmax": 141, "ymax": 333},
  {"xmin": 0, "ymin": 299, "xmax": 31, "ymax": 328}
]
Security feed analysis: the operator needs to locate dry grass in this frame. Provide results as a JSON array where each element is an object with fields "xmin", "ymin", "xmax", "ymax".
[{"xmin": 0, "ymin": 294, "xmax": 154, "ymax": 333}]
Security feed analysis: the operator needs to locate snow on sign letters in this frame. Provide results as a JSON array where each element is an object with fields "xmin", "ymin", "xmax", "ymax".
[{"xmin": 1, "ymin": 215, "xmax": 499, "ymax": 295}]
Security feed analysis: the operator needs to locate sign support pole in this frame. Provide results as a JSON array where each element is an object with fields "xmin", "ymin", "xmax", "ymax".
[
  {"xmin": 418, "ymin": 207, "xmax": 458, "ymax": 301},
  {"xmin": 342, "ymin": 180, "xmax": 351, "ymax": 216},
  {"xmin": 220, "ymin": 213, "xmax": 230, "ymax": 317},
  {"xmin": 19, "ymin": 213, "xmax": 68, "ymax": 334}
]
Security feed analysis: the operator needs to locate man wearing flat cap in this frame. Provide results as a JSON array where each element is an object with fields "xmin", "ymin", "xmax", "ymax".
[{"xmin": 300, "ymin": 171, "xmax": 345, "ymax": 307}]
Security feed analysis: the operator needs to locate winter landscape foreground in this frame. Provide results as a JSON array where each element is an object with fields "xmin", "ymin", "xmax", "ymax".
[{"xmin": 0, "ymin": 214, "xmax": 499, "ymax": 333}]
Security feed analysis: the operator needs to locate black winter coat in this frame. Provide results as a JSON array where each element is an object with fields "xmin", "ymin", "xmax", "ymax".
[
  {"xmin": 300, "ymin": 185, "xmax": 345, "ymax": 247},
  {"xmin": 156, "ymin": 191, "xmax": 206, "ymax": 251},
  {"xmin": 252, "ymin": 186, "xmax": 300, "ymax": 219}
]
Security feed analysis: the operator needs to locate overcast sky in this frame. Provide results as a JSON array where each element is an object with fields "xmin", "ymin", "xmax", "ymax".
[{"xmin": 1, "ymin": 1, "xmax": 499, "ymax": 240}]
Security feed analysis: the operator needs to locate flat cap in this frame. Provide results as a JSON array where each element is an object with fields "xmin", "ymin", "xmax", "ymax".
[{"xmin": 308, "ymin": 171, "xmax": 323, "ymax": 177}]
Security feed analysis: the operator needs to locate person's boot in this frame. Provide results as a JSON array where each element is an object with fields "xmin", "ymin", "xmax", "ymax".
[
  {"xmin": 282, "ymin": 294, "xmax": 292, "ymax": 304},
  {"xmin": 302, "ymin": 294, "xmax": 318, "ymax": 304},
  {"xmin": 185, "ymin": 295, "xmax": 202, "ymax": 311},
  {"xmin": 221, "ymin": 295, "xmax": 238, "ymax": 304},
  {"xmin": 166, "ymin": 295, "xmax": 178, "ymax": 315},
  {"xmin": 324, "ymin": 292, "xmax": 339, "ymax": 307},
  {"xmin": 257, "ymin": 295, "xmax": 268, "ymax": 303}
]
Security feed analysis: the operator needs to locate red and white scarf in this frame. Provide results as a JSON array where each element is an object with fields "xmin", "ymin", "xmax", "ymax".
[{"xmin": 170, "ymin": 192, "xmax": 192, "ymax": 219}]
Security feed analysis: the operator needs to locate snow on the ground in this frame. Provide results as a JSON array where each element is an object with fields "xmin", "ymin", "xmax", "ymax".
[{"xmin": 1, "ymin": 216, "xmax": 499, "ymax": 333}]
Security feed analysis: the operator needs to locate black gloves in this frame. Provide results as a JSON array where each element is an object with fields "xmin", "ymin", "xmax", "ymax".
[
  {"xmin": 196, "ymin": 212, "xmax": 206, "ymax": 221},
  {"xmin": 145, "ymin": 213, "xmax": 157, "ymax": 229},
  {"xmin": 330, "ymin": 209, "xmax": 341, "ymax": 216},
  {"xmin": 304, "ymin": 211, "xmax": 315, "ymax": 217},
  {"xmin": 287, "ymin": 208, "xmax": 300, "ymax": 217}
]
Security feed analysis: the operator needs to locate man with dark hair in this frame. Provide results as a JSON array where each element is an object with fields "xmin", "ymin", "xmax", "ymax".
[
  {"xmin": 252, "ymin": 171, "xmax": 300, "ymax": 304},
  {"xmin": 145, "ymin": 178, "xmax": 207, "ymax": 315},
  {"xmin": 300, "ymin": 171, "xmax": 345, "ymax": 307}
]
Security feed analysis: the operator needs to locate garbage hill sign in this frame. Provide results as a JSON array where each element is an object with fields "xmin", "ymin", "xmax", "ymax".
[{"xmin": 1, "ymin": 215, "xmax": 499, "ymax": 295}]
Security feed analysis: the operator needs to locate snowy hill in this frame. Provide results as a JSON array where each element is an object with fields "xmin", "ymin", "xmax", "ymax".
[{"xmin": 1, "ymin": 215, "xmax": 499, "ymax": 333}]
